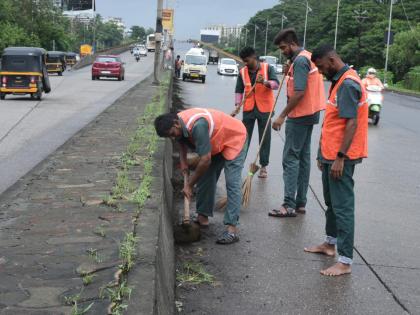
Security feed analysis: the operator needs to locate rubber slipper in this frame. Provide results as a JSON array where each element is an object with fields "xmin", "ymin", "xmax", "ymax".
[
  {"xmin": 193, "ymin": 219, "xmax": 209, "ymax": 228},
  {"xmin": 216, "ymin": 231, "xmax": 239, "ymax": 245},
  {"xmin": 268, "ymin": 209, "xmax": 297, "ymax": 218}
]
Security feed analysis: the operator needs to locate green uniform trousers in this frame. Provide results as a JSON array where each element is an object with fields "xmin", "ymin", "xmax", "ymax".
[
  {"xmin": 242, "ymin": 107, "xmax": 271, "ymax": 167},
  {"xmin": 282, "ymin": 121, "xmax": 313, "ymax": 209},
  {"xmin": 322, "ymin": 162, "xmax": 355, "ymax": 261},
  {"xmin": 196, "ymin": 142, "xmax": 247, "ymax": 226}
]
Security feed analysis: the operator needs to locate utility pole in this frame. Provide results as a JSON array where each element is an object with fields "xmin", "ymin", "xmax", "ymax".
[
  {"xmin": 334, "ymin": 0, "xmax": 340, "ymax": 49},
  {"xmin": 384, "ymin": 0, "xmax": 395, "ymax": 86},
  {"xmin": 245, "ymin": 28, "xmax": 249, "ymax": 46},
  {"xmin": 303, "ymin": 1, "xmax": 312, "ymax": 48},
  {"xmin": 281, "ymin": 14, "xmax": 287, "ymax": 30},
  {"xmin": 264, "ymin": 19, "xmax": 270, "ymax": 56},
  {"xmin": 153, "ymin": 0, "xmax": 164, "ymax": 85},
  {"xmin": 253, "ymin": 24, "xmax": 258, "ymax": 49},
  {"xmin": 53, "ymin": 40, "xmax": 56, "ymax": 51},
  {"xmin": 353, "ymin": 7, "xmax": 368, "ymax": 68}
]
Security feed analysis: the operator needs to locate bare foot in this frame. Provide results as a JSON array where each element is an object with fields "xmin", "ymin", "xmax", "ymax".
[
  {"xmin": 304, "ymin": 242, "xmax": 336, "ymax": 257},
  {"xmin": 320, "ymin": 262, "xmax": 351, "ymax": 276}
]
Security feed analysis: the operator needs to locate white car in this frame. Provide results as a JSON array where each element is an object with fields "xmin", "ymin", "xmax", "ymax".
[
  {"xmin": 138, "ymin": 45, "xmax": 147, "ymax": 56},
  {"xmin": 217, "ymin": 58, "xmax": 238, "ymax": 76}
]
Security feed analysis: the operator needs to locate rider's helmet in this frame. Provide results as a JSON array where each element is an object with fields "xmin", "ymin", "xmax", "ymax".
[{"xmin": 367, "ymin": 67, "xmax": 377, "ymax": 75}]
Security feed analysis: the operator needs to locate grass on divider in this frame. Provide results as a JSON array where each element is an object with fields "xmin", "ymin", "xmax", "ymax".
[{"xmin": 177, "ymin": 261, "xmax": 215, "ymax": 286}]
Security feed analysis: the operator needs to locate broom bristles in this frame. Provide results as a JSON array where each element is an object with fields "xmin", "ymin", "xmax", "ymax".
[{"xmin": 216, "ymin": 162, "xmax": 260, "ymax": 210}]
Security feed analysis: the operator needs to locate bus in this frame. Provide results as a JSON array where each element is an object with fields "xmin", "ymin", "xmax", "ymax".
[{"xmin": 146, "ymin": 34, "xmax": 156, "ymax": 52}]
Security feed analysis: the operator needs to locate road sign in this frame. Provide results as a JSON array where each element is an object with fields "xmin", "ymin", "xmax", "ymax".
[{"xmin": 162, "ymin": 9, "xmax": 174, "ymax": 34}]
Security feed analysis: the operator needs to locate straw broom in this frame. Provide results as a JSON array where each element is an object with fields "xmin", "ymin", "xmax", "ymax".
[{"xmin": 216, "ymin": 66, "xmax": 291, "ymax": 210}]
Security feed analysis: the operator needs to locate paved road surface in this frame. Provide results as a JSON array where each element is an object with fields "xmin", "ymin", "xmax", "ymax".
[
  {"xmin": 175, "ymin": 43, "xmax": 419, "ymax": 314},
  {"xmin": 0, "ymin": 51, "xmax": 154, "ymax": 194}
]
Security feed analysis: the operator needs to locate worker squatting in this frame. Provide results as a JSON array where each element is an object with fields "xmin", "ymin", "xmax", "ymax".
[{"xmin": 155, "ymin": 28, "xmax": 383, "ymax": 277}]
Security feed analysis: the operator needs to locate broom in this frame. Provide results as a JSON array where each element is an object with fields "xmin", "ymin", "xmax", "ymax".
[{"xmin": 216, "ymin": 65, "xmax": 291, "ymax": 210}]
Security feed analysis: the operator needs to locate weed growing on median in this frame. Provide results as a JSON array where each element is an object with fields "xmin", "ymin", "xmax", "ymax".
[
  {"xmin": 119, "ymin": 232, "xmax": 139, "ymax": 272},
  {"xmin": 86, "ymin": 248, "xmax": 103, "ymax": 263},
  {"xmin": 177, "ymin": 261, "xmax": 215, "ymax": 286},
  {"xmin": 82, "ymin": 273, "xmax": 96, "ymax": 286},
  {"xmin": 104, "ymin": 281, "xmax": 132, "ymax": 315}
]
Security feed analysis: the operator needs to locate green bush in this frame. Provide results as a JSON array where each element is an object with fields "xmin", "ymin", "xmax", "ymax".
[{"xmin": 402, "ymin": 66, "xmax": 420, "ymax": 91}]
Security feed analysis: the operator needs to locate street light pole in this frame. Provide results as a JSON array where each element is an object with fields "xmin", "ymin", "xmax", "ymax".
[
  {"xmin": 303, "ymin": 1, "xmax": 311, "ymax": 48},
  {"xmin": 334, "ymin": 0, "xmax": 340, "ymax": 49},
  {"xmin": 253, "ymin": 24, "xmax": 258, "ymax": 48},
  {"xmin": 245, "ymin": 28, "xmax": 248, "ymax": 46},
  {"xmin": 264, "ymin": 19, "xmax": 269, "ymax": 56},
  {"xmin": 153, "ymin": 0, "xmax": 164, "ymax": 85},
  {"xmin": 281, "ymin": 14, "xmax": 287, "ymax": 30},
  {"xmin": 384, "ymin": 0, "xmax": 394, "ymax": 86}
]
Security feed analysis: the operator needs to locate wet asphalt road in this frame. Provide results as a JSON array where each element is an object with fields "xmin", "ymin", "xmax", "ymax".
[
  {"xmin": 0, "ymin": 51, "xmax": 154, "ymax": 194},
  {"xmin": 175, "ymin": 43, "xmax": 420, "ymax": 314}
]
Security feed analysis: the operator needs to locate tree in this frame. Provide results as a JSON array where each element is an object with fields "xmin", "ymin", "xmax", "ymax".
[{"xmin": 131, "ymin": 25, "xmax": 146, "ymax": 41}]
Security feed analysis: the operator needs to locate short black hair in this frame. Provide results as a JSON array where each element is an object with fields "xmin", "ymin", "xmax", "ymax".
[
  {"xmin": 311, "ymin": 44, "xmax": 335, "ymax": 62},
  {"xmin": 273, "ymin": 28, "xmax": 299, "ymax": 45},
  {"xmin": 154, "ymin": 112, "xmax": 179, "ymax": 137},
  {"xmin": 239, "ymin": 46, "xmax": 256, "ymax": 60}
]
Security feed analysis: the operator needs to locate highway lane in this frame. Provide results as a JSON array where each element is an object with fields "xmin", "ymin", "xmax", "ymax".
[
  {"xmin": 0, "ymin": 51, "xmax": 154, "ymax": 194},
  {"xmin": 175, "ymin": 42, "xmax": 419, "ymax": 314}
]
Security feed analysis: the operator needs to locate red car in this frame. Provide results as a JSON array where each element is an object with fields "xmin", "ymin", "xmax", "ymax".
[{"xmin": 91, "ymin": 55, "xmax": 125, "ymax": 81}]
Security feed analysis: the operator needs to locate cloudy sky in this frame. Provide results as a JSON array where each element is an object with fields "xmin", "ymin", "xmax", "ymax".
[{"xmin": 96, "ymin": 0, "xmax": 279, "ymax": 39}]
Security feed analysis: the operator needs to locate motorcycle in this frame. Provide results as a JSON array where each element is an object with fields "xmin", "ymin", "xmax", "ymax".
[
  {"xmin": 366, "ymin": 85, "xmax": 383, "ymax": 126},
  {"xmin": 135, "ymin": 54, "xmax": 140, "ymax": 62}
]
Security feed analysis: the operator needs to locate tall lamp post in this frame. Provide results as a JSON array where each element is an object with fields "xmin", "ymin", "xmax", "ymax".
[
  {"xmin": 264, "ymin": 19, "xmax": 270, "ymax": 56},
  {"xmin": 303, "ymin": 1, "xmax": 312, "ymax": 48},
  {"xmin": 280, "ymin": 14, "xmax": 287, "ymax": 63},
  {"xmin": 153, "ymin": 0, "xmax": 164, "ymax": 85},
  {"xmin": 334, "ymin": 0, "xmax": 340, "ymax": 49},
  {"xmin": 253, "ymin": 24, "xmax": 259, "ymax": 49},
  {"xmin": 384, "ymin": 0, "xmax": 395, "ymax": 86}
]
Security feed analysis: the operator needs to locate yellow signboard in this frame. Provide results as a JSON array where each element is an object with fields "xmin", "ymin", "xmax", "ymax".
[
  {"xmin": 162, "ymin": 9, "xmax": 174, "ymax": 33},
  {"xmin": 80, "ymin": 44, "xmax": 93, "ymax": 57}
]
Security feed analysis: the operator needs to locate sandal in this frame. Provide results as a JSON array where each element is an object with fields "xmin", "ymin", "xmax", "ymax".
[
  {"xmin": 268, "ymin": 206, "xmax": 297, "ymax": 218},
  {"xmin": 192, "ymin": 214, "xmax": 209, "ymax": 228},
  {"xmin": 296, "ymin": 207, "xmax": 306, "ymax": 214},
  {"xmin": 258, "ymin": 167, "xmax": 268, "ymax": 178},
  {"xmin": 216, "ymin": 231, "xmax": 239, "ymax": 245}
]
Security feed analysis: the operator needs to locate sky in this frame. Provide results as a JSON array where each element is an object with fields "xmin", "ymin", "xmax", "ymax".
[{"xmin": 95, "ymin": 0, "xmax": 279, "ymax": 39}]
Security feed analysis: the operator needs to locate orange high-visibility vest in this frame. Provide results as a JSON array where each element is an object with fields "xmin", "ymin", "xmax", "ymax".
[
  {"xmin": 240, "ymin": 62, "xmax": 275, "ymax": 113},
  {"xmin": 321, "ymin": 69, "xmax": 368, "ymax": 160},
  {"xmin": 287, "ymin": 50, "xmax": 326, "ymax": 118},
  {"xmin": 178, "ymin": 108, "xmax": 247, "ymax": 160}
]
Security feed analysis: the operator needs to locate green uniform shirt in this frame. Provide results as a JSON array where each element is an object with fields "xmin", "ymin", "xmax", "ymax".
[
  {"xmin": 319, "ymin": 65, "xmax": 362, "ymax": 164},
  {"xmin": 180, "ymin": 118, "xmax": 211, "ymax": 156},
  {"xmin": 235, "ymin": 62, "xmax": 279, "ymax": 94},
  {"xmin": 287, "ymin": 48, "xmax": 320, "ymax": 125}
]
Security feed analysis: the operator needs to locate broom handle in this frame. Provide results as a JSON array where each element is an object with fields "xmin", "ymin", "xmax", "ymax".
[
  {"xmin": 253, "ymin": 66, "xmax": 292, "ymax": 165},
  {"xmin": 233, "ymin": 64, "xmax": 261, "ymax": 116},
  {"xmin": 183, "ymin": 173, "xmax": 190, "ymax": 224}
]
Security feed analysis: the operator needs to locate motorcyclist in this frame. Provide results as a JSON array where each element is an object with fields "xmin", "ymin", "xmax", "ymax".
[
  {"xmin": 134, "ymin": 49, "xmax": 140, "ymax": 62},
  {"xmin": 362, "ymin": 68, "xmax": 384, "ymax": 90}
]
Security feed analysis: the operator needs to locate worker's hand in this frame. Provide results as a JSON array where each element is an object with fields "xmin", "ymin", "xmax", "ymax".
[
  {"xmin": 182, "ymin": 183, "xmax": 193, "ymax": 201},
  {"xmin": 256, "ymin": 74, "xmax": 265, "ymax": 84},
  {"xmin": 272, "ymin": 116, "xmax": 286, "ymax": 131},
  {"xmin": 330, "ymin": 158, "xmax": 344, "ymax": 180},
  {"xmin": 283, "ymin": 63, "xmax": 290, "ymax": 75},
  {"xmin": 317, "ymin": 159, "xmax": 323, "ymax": 171},
  {"xmin": 231, "ymin": 104, "xmax": 241, "ymax": 117}
]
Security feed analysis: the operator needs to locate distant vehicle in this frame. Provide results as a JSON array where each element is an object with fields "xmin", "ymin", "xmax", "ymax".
[
  {"xmin": 46, "ymin": 51, "xmax": 66, "ymax": 76},
  {"xmin": 208, "ymin": 49, "xmax": 219, "ymax": 64},
  {"xmin": 183, "ymin": 48, "xmax": 207, "ymax": 83},
  {"xmin": 138, "ymin": 45, "xmax": 147, "ymax": 56},
  {"xmin": 80, "ymin": 44, "xmax": 93, "ymax": 57},
  {"xmin": 65, "ymin": 52, "xmax": 78, "ymax": 67},
  {"xmin": 217, "ymin": 58, "xmax": 238, "ymax": 76},
  {"xmin": 260, "ymin": 55, "xmax": 282, "ymax": 74},
  {"xmin": 200, "ymin": 29, "xmax": 220, "ymax": 44},
  {"xmin": 0, "ymin": 47, "xmax": 51, "ymax": 100},
  {"xmin": 146, "ymin": 34, "xmax": 156, "ymax": 52},
  {"xmin": 91, "ymin": 55, "xmax": 125, "ymax": 81},
  {"xmin": 366, "ymin": 85, "xmax": 383, "ymax": 126}
]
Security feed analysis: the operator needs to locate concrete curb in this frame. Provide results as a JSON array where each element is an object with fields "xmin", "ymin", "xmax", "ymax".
[{"xmin": 126, "ymin": 75, "xmax": 175, "ymax": 315}]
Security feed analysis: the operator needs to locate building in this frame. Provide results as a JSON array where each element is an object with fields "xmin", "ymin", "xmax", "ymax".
[
  {"xmin": 202, "ymin": 24, "xmax": 244, "ymax": 41},
  {"xmin": 103, "ymin": 17, "xmax": 126, "ymax": 31}
]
